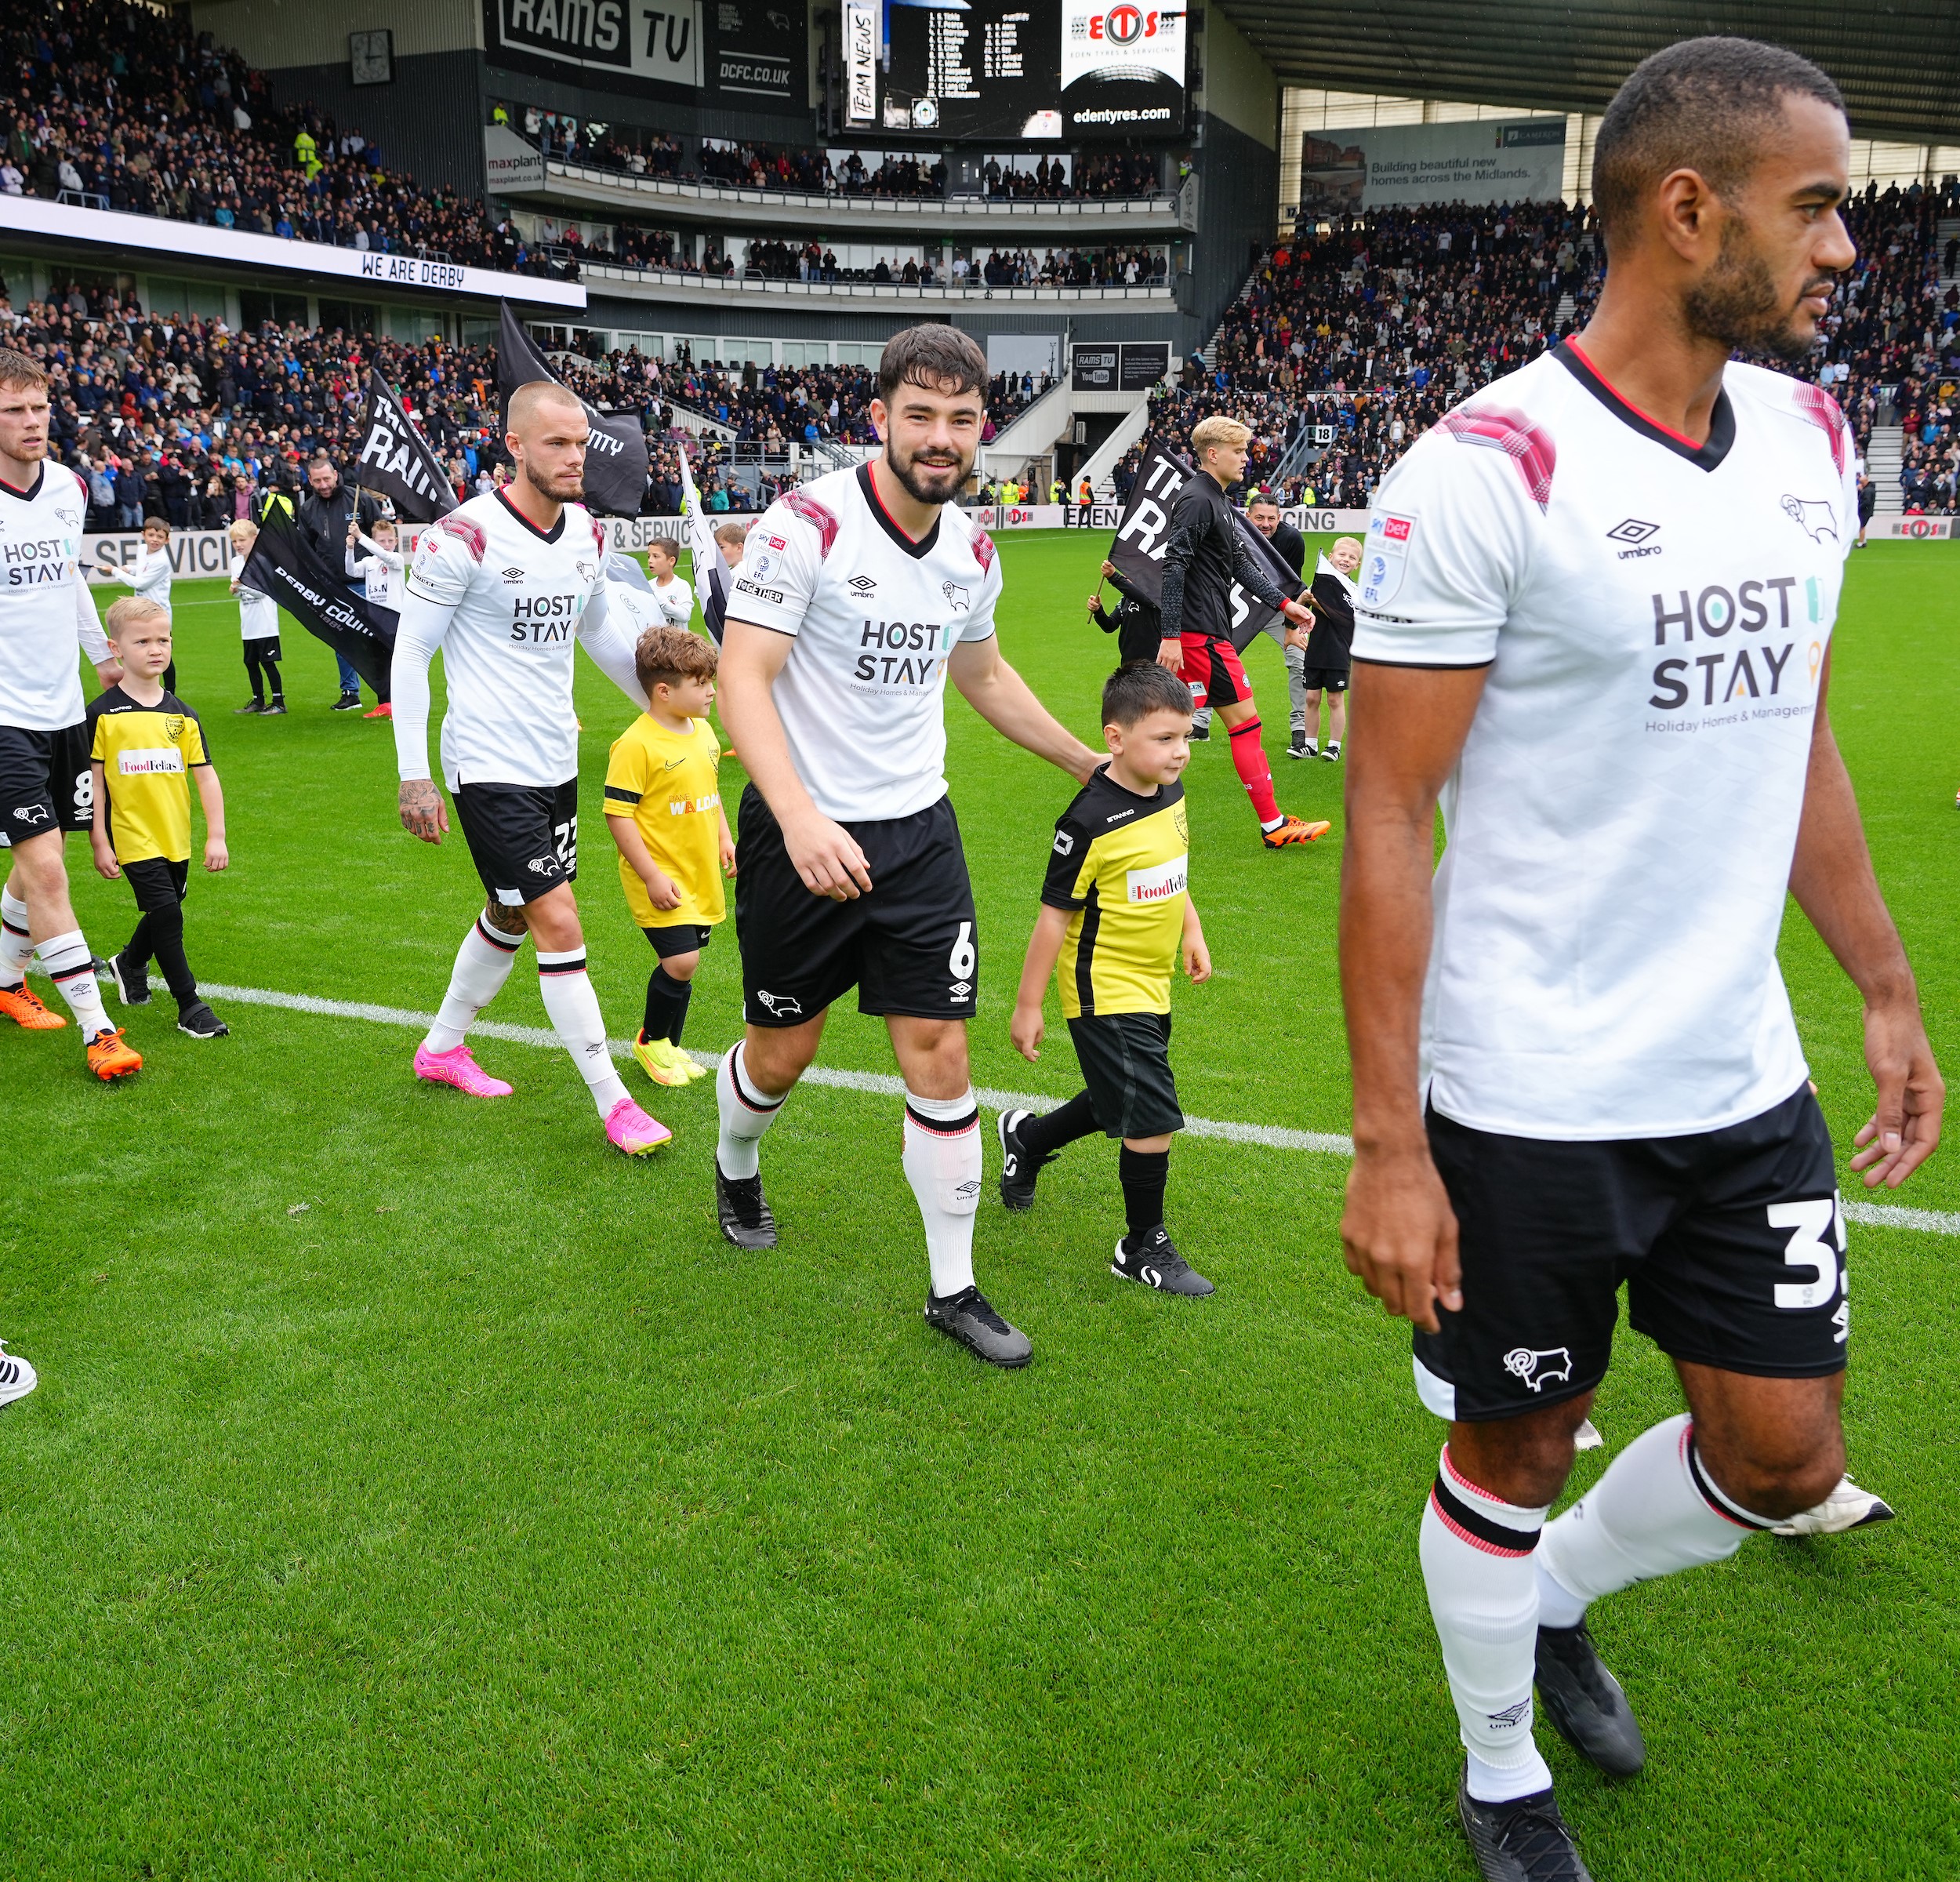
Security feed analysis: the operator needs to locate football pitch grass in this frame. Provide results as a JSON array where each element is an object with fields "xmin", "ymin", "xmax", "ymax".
[{"xmin": 2, "ymin": 532, "xmax": 1957, "ymax": 1879}]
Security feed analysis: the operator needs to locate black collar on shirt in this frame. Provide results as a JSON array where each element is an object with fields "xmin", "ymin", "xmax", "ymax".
[
  {"xmin": 495, "ymin": 486, "xmax": 566, "ymax": 543},
  {"xmin": 856, "ymin": 462, "xmax": 940, "ymax": 559},
  {"xmin": 0, "ymin": 464, "xmax": 45, "ymax": 502},
  {"xmin": 1554, "ymin": 340, "xmax": 1736, "ymax": 473}
]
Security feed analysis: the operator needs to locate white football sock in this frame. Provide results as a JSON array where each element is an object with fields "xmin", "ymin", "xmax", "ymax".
[
  {"xmin": 37, "ymin": 929, "xmax": 111, "ymax": 1040},
  {"xmin": 0, "ymin": 886, "xmax": 34, "ymax": 987},
  {"xmin": 423, "ymin": 914, "xmax": 522, "ymax": 1053},
  {"xmin": 1420, "ymin": 1445, "xmax": 1555, "ymax": 1801},
  {"xmin": 1539, "ymin": 1413, "xmax": 1769, "ymax": 1616},
  {"xmin": 715, "ymin": 1041, "xmax": 786, "ymax": 1179},
  {"xmin": 535, "ymin": 948, "xmax": 630, "ymax": 1117},
  {"xmin": 902, "ymin": 1088, "xmax": 982, "ymax": 1299}
]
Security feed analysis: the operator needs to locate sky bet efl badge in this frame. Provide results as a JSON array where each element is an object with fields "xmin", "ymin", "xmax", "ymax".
[{"xmin": 1361, "ymin": 512, "xmax": 1415, "ymax": 607}]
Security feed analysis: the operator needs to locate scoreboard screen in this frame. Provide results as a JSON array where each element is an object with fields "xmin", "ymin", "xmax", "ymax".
[{"xmin": 880, "ymin": 1, "xmax": 1185, "ymax": 142}]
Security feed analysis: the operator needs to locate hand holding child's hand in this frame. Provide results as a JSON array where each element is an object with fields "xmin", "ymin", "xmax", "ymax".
[
  {"xmin": 1010, "ymin": 1000, "xmax": 1045, "ymax": 1063},
  {"xmin": 93, "ymin": 839, "xmax": 121, "ymax": 881},
  {"xmin": 648, "ymin": 870, "xmax": 683, "ymax": 912},
  {"xmin": 205, "ymin": 837, "xmax": 229, "ymax": 872},
  {"xmin": 1183, "ymin": 936, "xmax": 1211, "ymax": 984}
]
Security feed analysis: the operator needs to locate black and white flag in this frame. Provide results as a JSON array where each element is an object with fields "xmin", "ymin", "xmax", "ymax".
[
  {"xmin": 496, "ymin": 303, "xmax": 649, "ymax": 518},
  {"xmin": 351, "ymin": 372, "xmax": 456, "ymax": 522},
  {"xmin": 240, "ymin": 504, "xmax": 397, "ymax": 696},
  {"xmin": 1107, "ymin": 443, "xmax": 1307, "ymax": 652}
]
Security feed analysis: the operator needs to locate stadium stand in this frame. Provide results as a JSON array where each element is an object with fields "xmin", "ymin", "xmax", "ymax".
[
  {"xmin": 1101, "ymin": 180, "xmax": 1960, "ymax": 515},
  {"xmin": 0, "ymin": 278, "xmax": 1047, "ymax": 524},
  {"xmin": 2, "ymin": 0, "xmax": 561, "ymax": 280},
  {"xmin": 496, "ymin": 114, "xmax": 1169, "ymax": 205}
]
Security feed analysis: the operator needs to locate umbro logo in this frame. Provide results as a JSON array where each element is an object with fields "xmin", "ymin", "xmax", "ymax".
[
  {"xmin": 1501, "ymin": 1346, "xmax": 1575, "ymax": 1393},
  {"xmin": 949, "ymin": 979, "xmax": 971, "ymax": 1000},
  {"xmin": 1488, "ymin": 1700, "xmax": 1531, "ymax": 1729},
  {"xmin": 503, "ymin": 565, "xmax": 524, "ymax": 582},
  {"xmin": 847, "ymin": 574, "xmax": 877, "ymax": 594},
  {"xmin": 1606, "ymin": 518, "xmax": 1664, "ymax": 561}
]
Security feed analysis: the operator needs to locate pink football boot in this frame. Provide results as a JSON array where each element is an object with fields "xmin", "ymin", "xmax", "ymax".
[
  {"xmin": 413, "ymin": 1043, "xmax": 514, "ymax": 1097},
  {"xmin": 604, "ymin": 1095, "xmax": 672, "ymax": 1154}
]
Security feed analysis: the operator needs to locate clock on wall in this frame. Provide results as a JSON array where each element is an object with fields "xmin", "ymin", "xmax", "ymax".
[{"xmin": 349, "ymin": 30, "xmax": 394, "ymax": 86}]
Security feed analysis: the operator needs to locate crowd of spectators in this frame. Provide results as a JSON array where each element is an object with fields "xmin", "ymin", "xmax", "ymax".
[
  {"xmin": 4, "ymin": 0, "xmax": 567, "ymax": 279},
  {"xmin": 2, "ymin": 278, "xmax": 1050, "ymax": 526},
  {"xmin": 1119, "ymin": 180, "xmax": 1960, "ymax": 514},
  {"xmin": 1820, "ymin": 181, "xmax": 1960, "ymax": 512},
  {"xmin": 499, "ymin": 104, "xmax": 1172, "ymax": 203}
]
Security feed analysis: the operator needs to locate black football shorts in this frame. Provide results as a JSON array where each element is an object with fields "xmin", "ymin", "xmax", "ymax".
[
  {"xmin": 1415, "ymin": 1082, "xmax": 1848, "ymax": 1422},
  {"xmin": 451, "ymin": 778, "xmax": 579, "ymax": 907},
  {"xmin": 0, "ymin": 721, "xmax": 93, "ymax": 843},
  {"xmin": 1067, "ymin": 1010, "xmax": 1185, "ymax": 1141},
  {"xmin": 735, "ymin": 786, "xmax": 978, "ymax": 1027}
]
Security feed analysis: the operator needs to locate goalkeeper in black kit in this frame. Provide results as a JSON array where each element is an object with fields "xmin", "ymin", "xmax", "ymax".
[{"xmin": 1156, "ymin": 416, "xmax": 1328, "ymax": 848}]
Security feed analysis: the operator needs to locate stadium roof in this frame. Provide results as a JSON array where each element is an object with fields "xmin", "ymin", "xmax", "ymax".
[{"xmin": 1214, "ymin": 2, "xmax": 1960, "ymax": 147}]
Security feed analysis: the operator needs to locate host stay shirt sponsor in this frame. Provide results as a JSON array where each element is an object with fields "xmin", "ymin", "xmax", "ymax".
[
  {"xmin": 1, "ymin": 462, "xmax": 111, "ymax": 730},
  {"xmin": 1352, "ymin": 347, "xmax": 1858, "ymax": 1141},
  {"xmin": 728, "ymin": 463, "xmax": 1002, "ymax": 823},
  {"xmin": 401, "ymin": 489, "xmax": 612, "ymax": 790}
]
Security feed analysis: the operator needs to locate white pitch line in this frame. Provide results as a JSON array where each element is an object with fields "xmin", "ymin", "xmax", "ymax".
[{"xmin": 88, "ymin": 976, "xmax": 1960, "ymax": 1237}]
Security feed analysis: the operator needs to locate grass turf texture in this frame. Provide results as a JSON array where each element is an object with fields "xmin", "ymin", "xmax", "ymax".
[{"xmin": 2, "ymin": 533, "xmax": 1956, "ymax": 1880}]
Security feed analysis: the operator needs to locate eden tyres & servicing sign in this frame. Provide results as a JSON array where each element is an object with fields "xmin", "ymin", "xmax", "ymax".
[
  {"xmin": 482, "ymin": 0, "xmax": 806, "ymax": 103},
  {"xmin": 1061, "ymin": 0, "xmax": 1186, "ymax": 136}
]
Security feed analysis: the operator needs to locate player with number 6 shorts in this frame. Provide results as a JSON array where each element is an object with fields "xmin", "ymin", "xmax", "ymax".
[{"xmin": 712, "ymin": 325, "xmax": 1102, "ymax": 1368}]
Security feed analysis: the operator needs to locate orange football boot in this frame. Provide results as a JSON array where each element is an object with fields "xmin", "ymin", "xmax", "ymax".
[
  {"xmin": 1261, "ymin": 815, "xmax": 1334, "ymax": 849},
  {"xmin": 0, "ymin": 983, "xmax": 67, "ymax": 1029},
  {"xmin": 85, "ymin": 1026, "xmax": 143, "ymax": 1080}
]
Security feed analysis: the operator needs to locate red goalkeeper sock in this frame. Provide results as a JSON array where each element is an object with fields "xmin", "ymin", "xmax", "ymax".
[{"xmin": 1229, "ymin": 717, "xmax": 1280, "ymax": 824}]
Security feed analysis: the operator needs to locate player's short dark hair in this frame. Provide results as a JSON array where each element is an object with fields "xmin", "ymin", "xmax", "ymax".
[
  {"xmin": 1103, "ymin": 659, "xmax": 1195, "ymax": 729},
  {"xmin": 876, "ymin": 325, "xmax": 988, "ymax": 407},
  {"xmin": 634, "ymin": 623, "xmax": 717, "ymax": 693},
  {"xmin": 1592, "ymin": 38, "xmax": 1846, "ymax": 242},
  {"xmin": 648, "ymin": 536, "xmax": 681, "ymax": 561},
  {"xmin": 0, "ymin": 347, "xmax": 48, "ymax": 392}
]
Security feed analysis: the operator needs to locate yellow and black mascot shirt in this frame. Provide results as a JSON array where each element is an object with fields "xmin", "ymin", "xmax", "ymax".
[
  {"xmin": 1040, "ymin": 765, "xmax": 1189, "ymax": 1019},
  {"xmin": 86, "ymin": 686, "xmax": 211, "ymax": 863}
]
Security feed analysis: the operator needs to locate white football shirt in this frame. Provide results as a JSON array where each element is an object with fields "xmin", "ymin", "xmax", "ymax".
[
  {"xmin": 394, "ymin": 488, "xmax": 637, "ymax": 789},
  {"xmin": 727, "ymin": 463, "xmax": 1001, "ymax": 822},
  {"xmin": 235, "ymin": 583, "xmax": 279, "ymax": 641},
  {"xmin": 0, "ymin": 461, "xmax": 112, "ymax": 730},
  {"xmin": 652, "ymin": 572, "xmax": 694, "ymax": 627},
  {"xmin": 130, "ymin": 542, "xmax": 172, "ymax": 618},
  {"xmin": 1353, "ymin": 346, "xmax": 1858, "ymax": 1139}
]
